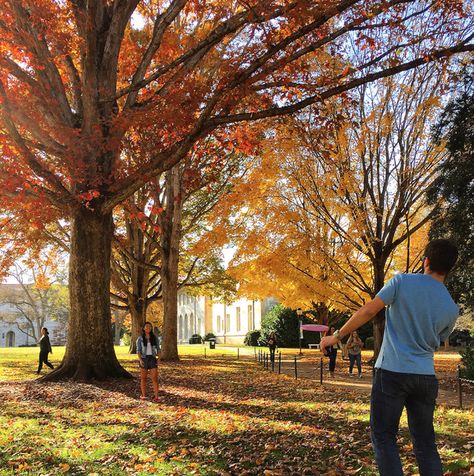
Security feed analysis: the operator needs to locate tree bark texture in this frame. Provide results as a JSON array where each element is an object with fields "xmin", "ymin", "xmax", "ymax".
[
  {"xmin": 42, "ymin": 209, "xmax": 131, "ymax": 381},
  {"xmin": 128, "ymin": 298, "xmax": 148, "ymax": 354},
  {"xmin": 160, "ymin": 168, "xmax": 183, "ymax": 361},
  {"xmin": 372, "ymin": 259, "xmax": 386, "ymax": 360}
]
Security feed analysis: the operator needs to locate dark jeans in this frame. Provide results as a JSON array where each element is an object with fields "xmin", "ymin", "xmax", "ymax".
[
  {"xmin": 328, "ymin": 348, "xmax": 337, "ymax": 372},
  {"xmin": 37, "ymin": 350, "xmax": 54, "ymax": 373},
  {"xmin": 370, "ymin": 369, "xmax": 442, "ymax": 476},
  {"xmin": 349, "ymin": 353, "xmax": 361, "ymax": 374},
  {"xmin": 269, "ymin": 347, "xmax": 276, "ymax": 362}
]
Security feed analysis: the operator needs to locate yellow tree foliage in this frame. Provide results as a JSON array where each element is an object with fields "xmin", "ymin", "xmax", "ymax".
[{"xmin": 202, "ymin": 68, "xmax": 449, "ymax": 343}]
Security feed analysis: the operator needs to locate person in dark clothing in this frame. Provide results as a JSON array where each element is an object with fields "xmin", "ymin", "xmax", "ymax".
[
  {"xmin": 268, "ymin": 332, "xmax": 277, "ymax": 362},
  {"xmin": 37, "ymin": 327, "xmax": 54, "ymax": 374},
  {"xmin": 326, "ymin": 326, "xmax": 338, "ymax": 377}
]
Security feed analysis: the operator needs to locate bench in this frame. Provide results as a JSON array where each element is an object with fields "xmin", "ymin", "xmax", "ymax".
[{"xmin": 308, "ymin": 343, "xmax": 320, "ymax": 349}]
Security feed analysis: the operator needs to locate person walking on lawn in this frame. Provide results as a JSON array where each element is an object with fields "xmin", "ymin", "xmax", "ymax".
[
  {"xmin": 137, "ymin": 321, "xmax": 161, "ymax": 402},
  {"xmin": 326, "ymin": 326, "xmax": 338, "ymax": 377},
  {"xmin": 268, "ymin": 332, "xmax": 278, "ymax": 363},
  {"xmin": 321, "ymin": 239, "xmax": 459, "ymax": 476},
  {"xmin": 37, "ymin": 327, "xmax": 54, "ymax": 374}
]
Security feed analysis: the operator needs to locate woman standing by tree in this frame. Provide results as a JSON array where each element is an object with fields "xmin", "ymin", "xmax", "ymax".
[
  {"xmin": 136, "ymin": 322, "xmax": 160, "ymax": 402},
  {"xmin": 37, "ymin": 327, "xmax": 54, "ymax": 374},
  {"xmin": 346, "ymin": 331, "xmax": 364, "ymax": 378}
]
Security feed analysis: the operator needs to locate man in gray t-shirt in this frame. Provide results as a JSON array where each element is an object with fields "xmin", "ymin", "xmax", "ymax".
[{"xmin": 321, "ymin": 239, "xmax": 459, "ymax": 476}]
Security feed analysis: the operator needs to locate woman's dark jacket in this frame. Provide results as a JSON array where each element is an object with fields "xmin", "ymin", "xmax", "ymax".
[{"xmin": 39, "ymin": 335, "xmax": 52, "ymax": 353}]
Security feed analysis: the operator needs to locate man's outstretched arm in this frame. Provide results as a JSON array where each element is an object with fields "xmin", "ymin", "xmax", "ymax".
[{"xmin": 320, "ymin": 297, "xmax": 386, "ymax": 354}]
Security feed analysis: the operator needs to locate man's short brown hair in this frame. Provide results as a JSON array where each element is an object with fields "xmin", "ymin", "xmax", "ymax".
[{"xmin": 424, "ymin": 239, "xmax": 458, "ymax": 275}]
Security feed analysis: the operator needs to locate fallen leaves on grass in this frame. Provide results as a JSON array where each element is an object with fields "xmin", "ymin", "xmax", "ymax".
[{"xmin": 0, "ymin": 357, "xmax": 472, "ymax": 475}]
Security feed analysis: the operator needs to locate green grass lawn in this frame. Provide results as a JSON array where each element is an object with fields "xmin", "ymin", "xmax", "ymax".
[{"xmin": 0, "ymin": 347, "xmax": 472, "ymax": 475}]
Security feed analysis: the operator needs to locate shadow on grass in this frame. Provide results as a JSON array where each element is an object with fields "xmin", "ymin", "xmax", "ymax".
[{"xmin": 1, "ymin": 358, "xmax": 471, "ymax": 475}]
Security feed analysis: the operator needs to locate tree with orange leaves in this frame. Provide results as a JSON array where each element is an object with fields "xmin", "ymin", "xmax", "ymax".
[
  {"xmin": 111, "ymin": 139, "xmax": 241, "ymax": 359},
  {"xmin": 213, "ymin": 66, "xmax": 449, "ymax": 358},
  {"xmin": 0, "ymin": 1, "xmax": 472, "ymax": 380}
]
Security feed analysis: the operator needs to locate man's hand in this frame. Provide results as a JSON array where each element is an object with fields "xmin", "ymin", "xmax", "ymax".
[
  {"xmin": 319, "ymin": 297, "xmax": 385, "ymax": 356},
  {"xmin": 320, "ymin": 335, "xmax": 338, "ymax": 355}
]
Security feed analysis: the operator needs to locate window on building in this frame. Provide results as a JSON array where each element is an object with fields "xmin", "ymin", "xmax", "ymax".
[
  {"xmin": 217, "ymin": 315, "xmax": 221, "ymax": 333},
  {"xmin": 248, "ymin": 304, "xmax": 253, "ymax": 330},
  {"xmin": 6, "ymin": 331, "xmax": 15, "ymax": 347},
  {"xmin": 226, "ymin": 313, "xmax": 230, "ymax": 333},
  {"xmin": 236, "ymin": 307, "xmax": 241, "ymax": 332}
]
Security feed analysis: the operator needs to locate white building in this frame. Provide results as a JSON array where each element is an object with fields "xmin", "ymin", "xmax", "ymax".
[
  {"xmin": 0, "ymin": 284, "xmax": 66, "ymax": 347},
  {"xmin": 1, "ymin": 283, "xmax": 276, "ymax": 347},
  {"xmin": 177, "ymin": 291, "xmax": 277, "ymax": 344},
  {"xmin": 177, "ymin": 293, "xmax": 206, "ymax": 343}
]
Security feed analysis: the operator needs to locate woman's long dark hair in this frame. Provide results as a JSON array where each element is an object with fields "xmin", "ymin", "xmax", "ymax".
[{"xmin": 141, "ymin": 321, "xmax": 157, "ymax": 346}]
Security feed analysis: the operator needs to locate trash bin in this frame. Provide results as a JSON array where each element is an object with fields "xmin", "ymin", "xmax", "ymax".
[{"xmin": 209, "ymin": 338, "xmax": 216, "ymax": 349}]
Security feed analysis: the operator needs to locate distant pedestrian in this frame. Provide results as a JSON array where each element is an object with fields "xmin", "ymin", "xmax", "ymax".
[
  {"xmin": 137, "ymin": 321, "xmax": 160, "ymax": 402},
  {"xmin": 268, "ymin": 332, "xmax": 278, "ymax": 362},
  {"xmin": 37, "ymin": 327, "xmax": 54, "ymax": 374},
  {"xmin": 326, "ymin": 326, "xmax": 338, "ymax": 377},
  {"xmin": 346, "ymin": 330, "xmax": 363, "ymax": 378}
]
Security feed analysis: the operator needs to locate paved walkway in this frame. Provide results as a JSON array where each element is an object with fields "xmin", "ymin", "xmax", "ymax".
[{"xmin": 264, "ymin": 355, "xmax": 473, "ymax": 409}]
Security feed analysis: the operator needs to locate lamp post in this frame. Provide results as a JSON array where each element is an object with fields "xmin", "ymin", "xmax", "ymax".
[{"xmin": 297, "ymin": 308, "xmax": 303, "ymax": 355}]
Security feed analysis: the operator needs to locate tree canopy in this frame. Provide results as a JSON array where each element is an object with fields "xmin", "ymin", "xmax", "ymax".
[{"xmin": 0, "ymin": 0, "xmax": 473, "ymax": 379}]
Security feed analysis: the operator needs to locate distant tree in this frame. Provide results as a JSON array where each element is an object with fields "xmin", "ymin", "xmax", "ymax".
[
  {"xmin": 216, "ymin": 67, "xmax": 449, "ymax": 357},
  {"xmin": 111, "ymin": 143, "xmax": 241, "ymax": 357},
  {"xmin": 428, "ymin": 64, "xmax": 474, "ymax": 309},
  {"xmin": 2, "ymin": 254, "xmax": 69, "ymax": 342}
]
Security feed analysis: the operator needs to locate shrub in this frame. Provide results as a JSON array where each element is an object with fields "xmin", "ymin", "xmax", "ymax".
[
  {"xmin": 189, "ymin": 334, "xmax": 202, "ymax": 344},
  {"xmin": 449, "ymin": 329, "xmax": 473, "ymax": 347},
  {"xmin": 459, "ymin": 343, "xmax": 474, "ymax": 379},
  {"xmin": 121, "ymin": 333, "xmax": 131, "ymax": 346},
  {"xmin": 203, "ymin": 333, "xmax": 216, "ymax": 341},
  {"xmin": 259, "ymin": 304, "xmax": 324, "ymax": 348},
  {"xmin": 244, "ymin": 330, "xmax": 261, "ymax": 346},
  {"xmin": 364, "ymin": 337, "xmax": 374, "ymax": 350}
]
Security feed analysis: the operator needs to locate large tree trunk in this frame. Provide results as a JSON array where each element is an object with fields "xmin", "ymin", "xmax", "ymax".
[
  {"xmin": 372, "ymin": 259, "xmax": 386, "ymax": 360},
  {"xmin": 42, "ymin": 209, "xmax": 131, "ymax": 381},
  {"xmin": 113, "ymin": 310, "xmax": 127, "ymax": 345},
  {"xmin": 318, "ymin": 302, "xmax": 329, "ymax": 326},
  {"xmin": 161, "ymin": 255, "xmax": 179, "ymax": 360},
  {"xmin": 128, "ymin": 298, "xmax": 147, "ymax": 354},
  {"xmin": 160, "ymin": 168, "xmax": 182, "ymax": 361},
  {"xmin": 114, "ymin": 320, "xmax": 121, "ymax": 345},
  {"xmin": 372, "ymin": 309, "xmax": 386, "ymax": 359}
]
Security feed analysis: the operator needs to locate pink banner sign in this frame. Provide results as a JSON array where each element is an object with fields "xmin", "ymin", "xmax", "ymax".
[{"xmin": 300, "ymin": 324, "xmax": 329, "ymax": 332}]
